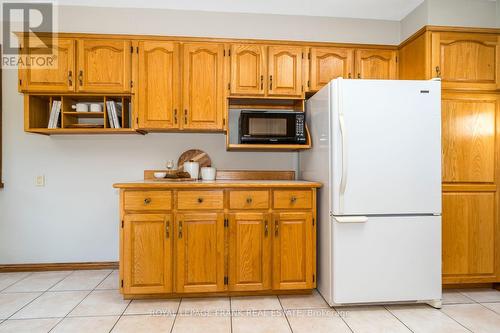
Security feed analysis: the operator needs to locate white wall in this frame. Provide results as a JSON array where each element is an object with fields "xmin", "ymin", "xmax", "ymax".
[{"xmin": 0, "ymin": 6, "xmax": 401, "ymax": 264}]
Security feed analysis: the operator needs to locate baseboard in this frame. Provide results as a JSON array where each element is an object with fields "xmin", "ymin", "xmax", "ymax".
[
  {"xmin": 443, "ymin": 283, "xmax": 493, "ymax": 289},
  {"xmin": 0, "ymin": 261, "xmax": 119, "ymax": 272}
]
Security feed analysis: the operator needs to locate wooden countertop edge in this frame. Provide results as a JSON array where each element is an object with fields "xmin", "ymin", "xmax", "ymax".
[{"xmin": 113, "ymin": 181, "xmax": 322, "ymax": 189}]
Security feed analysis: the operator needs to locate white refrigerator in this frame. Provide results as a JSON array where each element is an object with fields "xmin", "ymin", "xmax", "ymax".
[{"xmin": 300, "ymin": 78, "xmax": 442, "ymax": 308}]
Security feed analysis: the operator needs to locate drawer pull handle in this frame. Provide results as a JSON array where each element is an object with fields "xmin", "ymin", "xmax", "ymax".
[
  {"xmin": 246, "ymin": 197, "xmax": 253, "ymax": 204},
  {"xmin": 290, "ymin": 196, "xmax": 297, "ymax": 204},
  {"xmin": 197, "ymin": 197, "xmax": 204, "ymax": 203},
  {"xmin": 178, "ymin": 221, "xmax": 183, "ymax": 239},
  {"xmin": 264, "ymin": 220, "xmax": 268, "ymax": 237},
  {"xmin": 144, "ymin": 198, "xmax": 151, "ymax": 204}
]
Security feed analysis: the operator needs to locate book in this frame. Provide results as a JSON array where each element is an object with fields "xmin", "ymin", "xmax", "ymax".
[
  {"xmin": 48, "ymin": 101, "xmax": 56, "ymax": 128},
  {"xmin": 48, "ymin": 100, "xmax": 61, "ymax": 129},
  {"xmin": 106, "ymin": 101, "xmax": 117, "ymax": 128},
  {"xmin": 53, "ymin": 101, "xmax": 61, "ymax": 128}
]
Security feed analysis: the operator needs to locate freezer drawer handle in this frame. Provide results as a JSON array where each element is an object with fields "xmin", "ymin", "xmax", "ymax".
[{"xmin": 333, "ymin": 216, "xmax": 368, "ymax": 223}]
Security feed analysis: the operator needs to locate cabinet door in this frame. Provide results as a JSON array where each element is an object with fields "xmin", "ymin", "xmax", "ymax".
[
  {"xmin": 310, "ymin": 47, "xmax": 354, "ymax": 91},
  {"xmin": 123, "ymin": 214, "xmax": 173, "ymax": 294},
  {"xmin": 443, "ymin": 192, "xmax": 496, "ymax": 282},
  {"xmin": 19, "ymin": 38, "xmax": 75, "ymax": 92},
  {"xmin": 182, "ymin": 43, "xmax": 225, "ymax": 130},
  {"xmin": 355, "ymin": 49, "xmax": 397, "ymax": 79},
  {"xmin": 175, "ymin": 212, "xmax": 225, "ymax": 293},
  {"xmin": 273, "ymin": 211, "xmax": 313, "ymax": 290},
  {"xmin": 230, "ymin": 44, "xmax": 266, "ymax": 96},
  {"xmin": 431, "ymin": 32, "xmax": 499, "ymax": 90},
  {"xmin": 228, "ymin": 212, "xmax": 271, "ymax": 291},
  {"xmin": 137, "ymin": 41, "xmax": 180, "ymax": 129},
  {"xmin": 268, "ymin": 46, "xmax": 304, "ymax": 97},
  {"xmin": 442, "ymin": 93, "xmax": 497, "ymax": 183},
  {"xmin": 77, "ymin": 39, "xmax": 131, "ymax": 93}
]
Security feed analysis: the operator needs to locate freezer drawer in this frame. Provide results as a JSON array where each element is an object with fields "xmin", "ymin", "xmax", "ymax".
[{"xmin": 331, "ymin": 215, "xmax": 441, "ymax": 305}]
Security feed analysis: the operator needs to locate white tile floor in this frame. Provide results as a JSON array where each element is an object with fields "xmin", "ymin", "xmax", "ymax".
[{"xmin": 1, "ymin": 270, "xmax": 500, "ymax": 332}]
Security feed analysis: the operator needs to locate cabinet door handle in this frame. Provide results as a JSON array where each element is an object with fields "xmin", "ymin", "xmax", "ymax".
[
  {"xmin": 68, "ymin": 71, "xmax": 73, "ymax": 86},
  {"xmin": 144, "ymin": 198, "xmax": 151, "ymax": 204},
  {"xmin": 357, "ymin": 73, "xmax": 361, "ymax": 79},
  {"xmin": 246, "ymin": 197, "xmax": 253, "ymax": 204},
  {"xmin": 348, "ymin": 73, "xmax": 352, "ymax": 79},
  {"xmin": 197, "ymin": 197, "xmax": 204, "ymax": 203},
  {"xmin": 260, "ymin": 75, "xmax": 264, "ymax": 90},
  {"xmin": 435, "ymin": 66, "xmax": 441, "ymax": 78},
  {"xmin": 269, "ymin": 75, "xmax": 273, "ymax": 90},
  {"xmin": 264, "ymin": 220, "xmax": 268, "ymax": 237},
  {"xmin": 165, "ymin": 217, "xmax": 170, "ymax": 238},
  {"xmin": 290, "ymin": 196, "xmax": 297, "ymax": 204},
  {"xmin": 274, "ymin": 219, "xmax": 279, "ymax": 236},
  {"xmin": 78, "ymin": 70, "xmax": 83, "ymax": 85},
  {"xmin": 184, "ymin": 109, "xmax": 187, "ymax": 125},
  {"xmin": 178, "ymin": 220, "xmax": 183, "ymax": 239},
  {"xmin": 174, "ymin": 109, "xmax": 178, "ymax": 124}
]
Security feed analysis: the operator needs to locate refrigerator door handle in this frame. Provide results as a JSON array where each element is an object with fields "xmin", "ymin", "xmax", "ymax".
[
  {"xmin": 338, "ymin": 79, "xmax": 347, "ymax": 214},
  {"xmin": 332, "ymin": 216, "xmax": 368, "ymax": 223}
]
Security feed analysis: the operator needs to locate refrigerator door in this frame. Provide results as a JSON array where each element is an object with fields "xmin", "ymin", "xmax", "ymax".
[
  {"xmin": 331, "ymin": 215, "xmax": 441, "ymax": 305},
  {"xmin": 330, "ymin": 79, "xmax": 441, "ymax": 215}
]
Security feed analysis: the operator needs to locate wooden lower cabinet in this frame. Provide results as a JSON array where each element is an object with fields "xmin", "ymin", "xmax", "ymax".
[
  {"xmin": 175, "ymin": 212, "xmax": 225, "ymax": 293},
  {"xmin": 118, "ymin": 185, "xmax": 318, "ymax": 297},
  {"xmin": 273, "ymin": 212, "xmax": 314, "ymax": 290},
  {"xmin": 228, "ymin": 212, "xmax": 271, "ymax": 291},
  {"xmin": 122, "ymin": 214, "xmax": 173, "ymax": 294}
]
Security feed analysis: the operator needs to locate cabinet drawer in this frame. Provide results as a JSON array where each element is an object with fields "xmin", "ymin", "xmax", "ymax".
[
  {"xmin": 177, "ymin": 190, "xmax": 224, "ymax": 210},
  {"xmin": 273, "ymin": 190, "xmax": 312, "ymax": 209},
  {"xmin": 229, "ymin": 190, "xmax": 269, "ymax": 210},
  {"xmin": 123, "ymin": 191, "xmax": 172, "ymax": 211}
]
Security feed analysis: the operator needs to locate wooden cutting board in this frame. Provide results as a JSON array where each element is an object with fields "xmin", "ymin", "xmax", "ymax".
[{"xmin": 177, "ymin": 149, "xmax": 212, "ymax": 170}]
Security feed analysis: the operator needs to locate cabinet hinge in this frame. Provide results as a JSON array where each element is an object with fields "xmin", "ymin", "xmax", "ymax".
[
  {"xmin": 223, "ymin": 118, "xmax": 226, "ymax": 126},
  {"xmin": 395, "ymin": 56, "xmax": 398, "ymax": 63},
  {"xmin": 313, "ymin": 274, "xmax": 315, "ymax": 282},
  {"xmin": 223, "ymin": 49, "xmax": 225, "ymax": 56},
  {"xmin": 224, "ymin": 276, "xmax": 228, "ymax": 285},
  {"xmin": 224, "ymin": 218, "xmax": 229, "ymax": 228},
  {"xmin": 121, "ymin": 280, "xmax": 124, "ymax": 288},
  {"xmin": 19, "ymin": 79, "xmax": 22, "ymax": 86},
  {"xmin": 130, "ymin": 46, "xmax": 133, "ymax": 53},
  {"xmin": 130, "ymin": 80, "xmax": 133, "ymax": 88},
  {"xmin": 136, "ymin": 116, "xmax": 139, "ymax": 125},
  {"xmin": 228, "ymin": 49, "xmax": 231, "ymax": 56},
  {"xmin": 121, "ymin": 220, "xmax": 124, "ymax": 228},
  {"xmin": 312, "ymin": 218, "xmax": 315, "ymax": 226},
  {"xmin": 136, "ymin": 46, "xmax": 139, "ymax": 54},
  {"xmin": 308, "ymin": 52, "xmax": 311, "ymax": 60},
  {"xmin": 228, "ymin": 83, "xmax": 231, "ymax": 90},
  {"xmin": 307, "ymin": 80, "xmax": 310, "ymax": 88}
]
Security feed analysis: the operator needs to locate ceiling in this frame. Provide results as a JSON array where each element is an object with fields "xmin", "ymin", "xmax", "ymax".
[{"xmin": 55, "ymin": 0, "xmax": 426, "ymax": 21}]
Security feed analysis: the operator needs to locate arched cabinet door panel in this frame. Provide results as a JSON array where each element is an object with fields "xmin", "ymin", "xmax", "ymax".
[
  {"xmin": 77, "ymin": 39, "xmax": 131, "ymax": 93},
  {"xmin": 310, "ymin": 47, "xmax": 354, "ymax": 91},
  {"xmin": 268, "ymin": 46, "xmax": 304, "ymax": 97},
  {"xmin": 355, "ymin": 49, "xmax": 397, "ymax": 80},
  {"xmin": 230, "ymin": 44, "xmax": 266, "ymax": 96}
]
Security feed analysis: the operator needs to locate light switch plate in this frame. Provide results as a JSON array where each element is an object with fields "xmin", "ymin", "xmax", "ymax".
[{"xmin": 35, "ymin": 175, "xmax": 45, "ymax": 187}]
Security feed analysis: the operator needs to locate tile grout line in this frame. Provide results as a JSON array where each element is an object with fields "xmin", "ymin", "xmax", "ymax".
[
  {"xmin": 0, "ymin": 272, "xmax": 35, "ymax": 293},
  {"xmin": 383, "ymin": 305, "xmax": 415, "ymax": 333},
  {"xmin": 277, "ymin": 296, "xmax": 294, "ymax": 333},
  {"xmin": 169, "ymin": 297, "xmax": 182, "ymax": 333},
  {"xmin": 436, "ymin": 304, "xmax": 475, "ymax": 332},
  {"xmin": 332, "ymin": 307, "xmax": 355, "ymax": 333},
  {"xmin": 107, "ymin": 295, "xmax": 132, "ymax": 333},
  {"xmin": 49, "ymin": 269, "xmax": 114, "ymax": 332},
  {"xmin": 229, "ymin": 296, "xmax": 233, "ymax": 333},
  {"xmin": 3, "ymin": 271, "xmax": 75, "ymax": 322}
]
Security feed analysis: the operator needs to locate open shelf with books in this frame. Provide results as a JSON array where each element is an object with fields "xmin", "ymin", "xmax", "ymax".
[{"xmin": 24, "ymin": 94, "xmax": 137, "ymax": 135}]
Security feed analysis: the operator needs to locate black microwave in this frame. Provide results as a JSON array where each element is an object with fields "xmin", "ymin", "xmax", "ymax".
[{"xmin": 239, "ymin": 110, "xmax": 306, "ymax": 144}]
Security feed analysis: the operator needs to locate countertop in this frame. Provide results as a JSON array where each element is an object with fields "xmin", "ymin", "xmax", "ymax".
[{"xmin": 113, "ymin": 179, "xmax": 322, "ymax": 189}]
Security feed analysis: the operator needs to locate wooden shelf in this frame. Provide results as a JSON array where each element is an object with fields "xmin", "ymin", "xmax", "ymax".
[
  {"xmin": 62, "ymin": 111, "xmax": 105, "ymax": 118},
  {"xmin": 226, "ymin": 125, "xmax": 312, "ymax": 151},
  {"xmin": 26, "ymin": 128, "xmax": 139, "ymax": 135}
]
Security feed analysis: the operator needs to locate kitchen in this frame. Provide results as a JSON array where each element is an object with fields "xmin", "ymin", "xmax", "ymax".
[{"xmin": 1, "ymin": 0, "xmax": 500, "ymax": 332}]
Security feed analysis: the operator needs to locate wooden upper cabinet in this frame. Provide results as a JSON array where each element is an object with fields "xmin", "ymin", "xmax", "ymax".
[
  {"xmin": 268, "ymin": 46, "xmax": 304, "ymax": 97},
  {"xmin": 273, "ymin": 211, "xmax": 313, "ymax": 290},
  {"xmin": 76, "ymin": 39, "xmax": 131, "ymax": 93},
  {"xmin": 19, "ymin": 38, "xmax": 75, "ymax": 92},
  {"xmin": 137, "ymin": 41, "xmax": 180, "ymax": 129},
  {"xmin": 442, "ymin": 93, "xmax": 496, "ymax": 183},
  {"xmin": 443, "ymin": 192, "xmax": 496, "ymax": 279},
  {"xmin": 230, "ymin": 44, "xmax": 266, "ymax": 96},
  {"xmin": 175, "ymin": 212, "xmax": 225, "ymax": 293},
  {"xmin": 432, "ymin": 32, "xmax": 499, "ymax": 90},
  {"xmin": 355, "ymin": 49, "xmax": 397, "ymax": 79},
  {"xmin": 182, "ymin": 43, "xmax": 225, "ymax": 130},
  {"xmin": 309, "ymin": 47, "xmax": 354, "ymax": 90},
  {"xmin": 229, "ymin": 212, "xmax": 271, "ymax": 291},
  {"xmin": 122, "ymin": 214, "xmax": 173, "ymax": 294}
]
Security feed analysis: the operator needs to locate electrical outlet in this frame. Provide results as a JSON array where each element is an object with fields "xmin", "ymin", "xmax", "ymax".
[{"xmin": 35, "ymin": 175, "xmax": 45, "ymax": 187}]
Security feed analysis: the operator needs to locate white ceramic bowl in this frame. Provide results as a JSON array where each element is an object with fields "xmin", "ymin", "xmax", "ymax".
[{"xmin": 153, "ymin": 172, "xmax": 167, "ymax": 179}]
